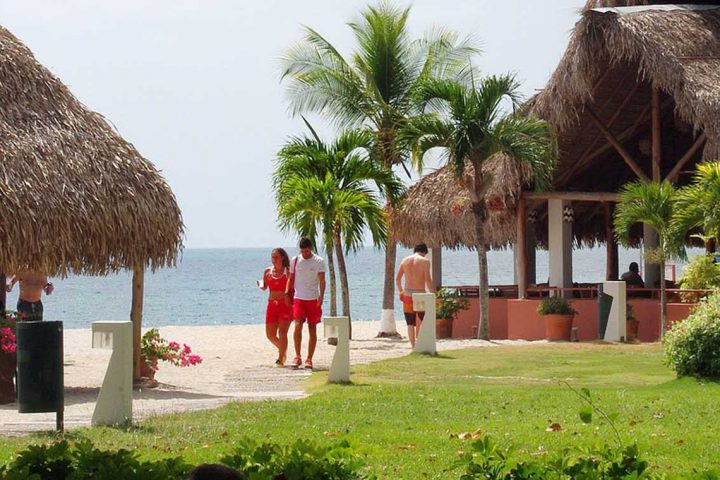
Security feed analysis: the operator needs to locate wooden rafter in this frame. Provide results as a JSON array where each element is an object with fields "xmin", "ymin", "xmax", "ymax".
[
  {"xmin": 522, "ymin": 191, "xmax": 620, "ymax": 202},
  {"xmin": 665, "ymin": 132, "xmax": 707, "ymax": 183},
  {"xmin": 586, "ymin": 106, "xmax": 650, "ymax": 181}
]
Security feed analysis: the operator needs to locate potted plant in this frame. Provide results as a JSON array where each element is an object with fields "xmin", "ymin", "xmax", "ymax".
[
  {"xmin": 0, "ymin": 311, "xmax": 18, "ymax": 404},
  {"xmin": 435, "ymin": 289, "xmax": 470, "ymax": 339},
  {"xmin": 537, "ymin": 296, "xmax": 576, "ymax": 341},
  {"xmin": 140, "ymin": 328, "xmax": 203, "ymax": 383},
  {"xmin": 626, "ymin": 303, "xmax": 639, "ymax": 342}
]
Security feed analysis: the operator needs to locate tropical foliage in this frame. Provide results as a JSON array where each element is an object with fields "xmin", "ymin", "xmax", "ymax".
[
  {"xmin": 613, "ymin": 181, "xmax": 685, "ymax": 337},
  {"xmin": 274, "ymin": 121, "xmax": 402, "ymax": 319},
  {"xmin": 401, "ymin": 75, "xmax": 556, "ymax": 339},
  {"xmin": 664, "ymin": 291, "xmax": 720, "ymax": 378},
  {"xmin": 280, "ymin": 1, "xmax": 479, "ymax": 332},
  {"xmin": 673, "ymin": 162, "xmax": 720, "ymax": 249},
  {"xmin": 140, "ymin": 328, "xmax": 202, "ymax": 373}
]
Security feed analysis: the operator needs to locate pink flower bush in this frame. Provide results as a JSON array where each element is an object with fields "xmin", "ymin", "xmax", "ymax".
[
  {"xmin": 140, "ymin": 328, "xmax": 202, "ymax": 372},
  {"xmin": 0, "ymin": 313, "xmax": 18, "ymax": 354}
]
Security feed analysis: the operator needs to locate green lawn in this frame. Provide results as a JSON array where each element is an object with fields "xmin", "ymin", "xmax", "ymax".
[{"xmin": 1, "ymin": 343, "xmax": 718, "ymax": 478}]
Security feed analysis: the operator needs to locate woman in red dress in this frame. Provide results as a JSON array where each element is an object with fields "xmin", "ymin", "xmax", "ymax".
[{"xmin": 259, "ymin": 248, "xmax": 292, "ymax": 366}]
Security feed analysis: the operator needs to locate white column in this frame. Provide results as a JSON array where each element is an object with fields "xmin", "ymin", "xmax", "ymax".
[
  {"xmin": 324, "ymin": 317, "xmax": 350, "ymax": 383},
  {"xmin": 548, "ymin": 199, "xmax": 573, "ymax": 294},
  {"xmin": 412, "ymin": 293, "xmax": 437, "ymax": 355},
  {"xmin": 603, "ymin": 281, "xmax": 627, "ymax": 342},
  {"xmin": 91, "ymin": 321, "xmax": 133, "ymax": 426}
]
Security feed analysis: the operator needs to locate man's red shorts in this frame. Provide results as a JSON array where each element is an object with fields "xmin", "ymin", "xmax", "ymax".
[
  {"xmin": 292, "ymin": 298, "xmax": 322, "ymax": 325},
  {"xmin": 266, "ymin": 299, "xmax": 292, "ymax": 324}
]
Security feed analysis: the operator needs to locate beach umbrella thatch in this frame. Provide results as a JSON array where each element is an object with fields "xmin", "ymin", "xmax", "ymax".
[
  {"xmin": 0, "ymin": 26, "xmax": 183, "ymax": 277},
  {"xmin": 391, "ymin": 154, "xmax": 532, "ymax": 250}
]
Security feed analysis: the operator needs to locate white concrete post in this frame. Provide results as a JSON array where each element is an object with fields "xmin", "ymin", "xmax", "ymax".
[
  {"xmin": 549, "ymin": 199, "xmax": 573, "ymax": 295},
  {"xmin": 603, "ymin": 281, "xmax": 627, "ymax": 342},
  {"xmin": 91, "ymin": 321, "xmax": 133, "ymax": 426},
  {"xmin": 324, "ymin": 317, "xmax": 350, "ymax": 383},
  {"xmin": 412, "ymin": 293, "xmax": 436, "ymax": 355}
]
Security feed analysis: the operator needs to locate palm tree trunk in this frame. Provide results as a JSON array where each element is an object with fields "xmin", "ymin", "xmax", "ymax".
[
  {"xmin": 334, "ymin": 230, "xmax": 352, "ymax": 339},
  {"xmin": 474, "ymin": 208, "xmax": 491, "ymax": 340},
  {"xmin": 325, "ymin": 244, "xmax": 338, "ymax": 317},
  {"xmin": 379, "ymin": 204, "xmax": 398, "ymax": 336},
  {"xmin": 660, "ymin": 260, "xmax": 667, "ymax": 338}
]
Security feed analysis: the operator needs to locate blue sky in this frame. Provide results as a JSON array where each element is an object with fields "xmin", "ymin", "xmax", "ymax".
[{"xmin": 1, "ymin": 0, "xmax": 583, "ymax": 248}]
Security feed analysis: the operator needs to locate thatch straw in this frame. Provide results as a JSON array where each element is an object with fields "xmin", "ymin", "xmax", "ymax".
[
  {"xmin": 534, "ymin": 3, "xmax": 720, "ymax": 159},
  {"xmin": 0, "ymin": 26, "xmax": 184, "ymax": 277},
  {"xmin": 391, "ymin": 154, "xmax": 531, "ymax": 250}
]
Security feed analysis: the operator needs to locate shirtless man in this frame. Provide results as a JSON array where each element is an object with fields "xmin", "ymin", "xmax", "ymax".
[
  {"xmin": 6, "ymin": 271, "xmax": 53, "ymax": 321},
  {"xmin": 395, "ymin": 243, "xmax": 435, "ymax": 348}
]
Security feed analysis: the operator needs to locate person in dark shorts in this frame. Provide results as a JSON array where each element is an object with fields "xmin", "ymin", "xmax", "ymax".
[{"xmin": 6, "ymin": 270, "xmax": 53, "ymax": 321}]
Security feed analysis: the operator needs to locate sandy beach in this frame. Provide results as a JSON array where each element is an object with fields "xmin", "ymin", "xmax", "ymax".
[{"xmin": 0, "ymin": 321, "xmax": 539, "ymax": 435}]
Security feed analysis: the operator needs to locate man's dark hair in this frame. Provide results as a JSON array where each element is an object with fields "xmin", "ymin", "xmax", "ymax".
[
  {"xmin": 299, "ymin": 237, "xmax": 313, "ymax": 249},
  {"xmin": 187, "ymin": 464, "xmax": 243, "ymax": 480},
  {"xmin": 629, "ymin": 262, "xmax": 639, "ymax": 273},
  {"xmin": 414, "ymin": 243, "xmax": 429, "ymax": 254}
]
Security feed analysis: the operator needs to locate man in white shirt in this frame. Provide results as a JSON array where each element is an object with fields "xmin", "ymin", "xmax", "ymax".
[{"xmin": 287, "ymin": 237, "xmax": 325, "ymax": 369}]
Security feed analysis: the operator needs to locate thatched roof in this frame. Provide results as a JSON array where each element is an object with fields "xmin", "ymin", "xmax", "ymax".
[
  {"xmin": 527, "ymin": 1, "xmax": 720, "ymax": 247},
  {"xmin": 392, "ymin": 154, "xmax": 531, "ymax": 250},
  {"xmin": 0, "ymin": 26, "xmax": 183, "ymax": 277}
]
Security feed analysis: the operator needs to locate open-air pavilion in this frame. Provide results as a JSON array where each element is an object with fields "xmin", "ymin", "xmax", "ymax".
[
  {"xmin": 0, "ymin": 25, "xmax": 184, "ymax": 382},
  {"xmin": 393, "ymin": 1, "xmax": 720, "ymax": 341}
]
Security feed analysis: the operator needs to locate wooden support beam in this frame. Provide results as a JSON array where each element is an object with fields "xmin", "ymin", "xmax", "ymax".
[
  {"xmin": 559, "ymin": 81, "xmax": 644, "ymax": 186},
  {"xmin": 522, "ymin": 191, "xmax": 620, "ymax": 202},
  {"xmin": 665, "ymin": 132, "xmax": 707, "ymax": 183},
  {"xmin": 516, "ymin": 197, "xmax": 528, "ymax": 299},
  {"xmin": 604, "ymin": 202, "xmax": 619, "ymax": 281},
  {"xmin": 0, "ymin": 273, "xmax": 5, "ymax": 313},
  {"xmin": 587, "ymin": 107, "xmax": 650, "ymax": 182},
  {"xmin": 131, "ymin": 267, "xmax": 144, "ymax": 381},
  {"xmin": 651, "ymin": 87, "xmax": 662, "ymax": 181}
]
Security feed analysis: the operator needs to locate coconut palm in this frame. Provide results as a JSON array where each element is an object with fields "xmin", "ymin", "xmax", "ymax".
[
  {"xmin": 673, "ymin": 162, "xmax": 720, "ymax": 253},
  {"xmin": 614, "ymin": 181, "xmax": 685, "ymax": 337},
  {"xmin": 401, "ymin": 75, "xmax": 557, "ymax": 340},
  {"xmin": 280, "ymin": 1, "xmax": 478, "ymax": 335},
  {"xmin": 274, "ymin": 123, "xmax": 403, "ymax": 323}
]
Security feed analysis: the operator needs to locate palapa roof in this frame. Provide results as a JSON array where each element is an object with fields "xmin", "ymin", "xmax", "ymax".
[
  {"xmin": 528, "ymin": 0, "xmax": 720, "ymax": 246},
  {"xmin": 0, "ymin": 26, "xmax": 184, "ymax": 277},
  {"xmin": 392, "ymin": 154, "xmax": 531, "ymax": 250}
]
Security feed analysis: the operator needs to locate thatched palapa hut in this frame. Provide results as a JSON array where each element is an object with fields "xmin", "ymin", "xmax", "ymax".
[
  {"xmin": 395, "ymin": 1, "xmax": 720, "ymax": 296},
  {"xmin": 0, "ymin": 25, "xmax": 184, "ymax": 378}
]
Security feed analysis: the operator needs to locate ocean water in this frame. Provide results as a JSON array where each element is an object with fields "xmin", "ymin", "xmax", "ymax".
[{"xmin": 4, "ymin": 246, "xmax": 701, "ymax": 329}]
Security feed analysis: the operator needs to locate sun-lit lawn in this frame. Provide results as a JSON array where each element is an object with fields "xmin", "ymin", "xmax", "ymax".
[{"xmin": 1, "ymin": 343, "xmax": 718, "ymax": 478}]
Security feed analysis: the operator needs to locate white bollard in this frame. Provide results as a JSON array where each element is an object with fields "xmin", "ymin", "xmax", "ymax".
[
  {"xmin": 91, "ymin": 321, "xmax": 133, "ymax": 426},
  {"xmin": 324, "ymin": 316, "xmax": 350, "ymax": 383},
  {"xmin": 603, "ymin": 281, "xmax": 627, "ymax": 342},
  {"xmin": 412, "ymin": 293, "xmax": 437, "ymax": 355}
]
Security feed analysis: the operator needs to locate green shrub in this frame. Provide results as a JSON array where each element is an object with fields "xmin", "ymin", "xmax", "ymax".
[
  {"xmin": 536, "ymin": 296, "xmax": 576, "ymax": 316},
  {"xmin": 221, "ymin": 438, "xmax": 372, "ymax": 480},
  {"xmin": 664, "ymin": 291, "xmax": 720, "ymax": 377},
  {"xmin": 436, "ymin": 288, "xmax": 470, "ymax": 320},
  {"xmin": 678, "ymin": 254, "xmax": 720, "ymax": 301}
]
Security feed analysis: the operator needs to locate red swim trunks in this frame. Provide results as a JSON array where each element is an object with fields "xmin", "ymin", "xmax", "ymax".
[
  {"xmin": 292, "ymin": 298, "xmax": 322, "ymax": 325},
  {"xmin": 266, "ymin": 299, "xmax": 292, "ymax": 324}
]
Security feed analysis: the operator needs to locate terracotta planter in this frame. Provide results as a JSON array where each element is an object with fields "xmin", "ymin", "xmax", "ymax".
[
  {"xmin": 436, "ymin": 318, "xmax": 453, "ymax": 339},
  {"xmin": 543, "ymin": 314, "xmax": 574, "ymax": 341},
  {"xmin": 140, "ymin": 355, "xmax": 158, "ymax": 381},
  {"xmin": 0, "ymin": 351, "xmax": 17, "ymax": 404},
  {"xmin": 626, "ymin": 319, "xmax": 639, "ymax": 342}
]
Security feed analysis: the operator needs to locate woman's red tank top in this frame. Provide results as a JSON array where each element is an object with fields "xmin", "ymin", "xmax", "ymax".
[{"xmin": 265, "ymin": 267, "xmax": 288, "ymax": 292}]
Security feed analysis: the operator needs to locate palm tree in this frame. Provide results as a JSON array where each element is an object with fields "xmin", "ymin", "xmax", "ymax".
[
  {"xmin": 614, "ymin": 181, "xmax": 684, "ymax": 337},
  {"xmin": 280, "ymin": 2, "xmax": 478, "ymax": 335},
  {"xmin": 274, "ymin": 123, "xmax": 403, "ymax": 323},
  {"xmin": 402, "ymin": 75, "xmax": 556, "ymax": 340},
  {"xmin": 673, "ymin": 162, "xmax": 720, "ymax": 253}
]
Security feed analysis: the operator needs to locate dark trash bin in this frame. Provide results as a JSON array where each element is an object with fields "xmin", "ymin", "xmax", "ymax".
[
  {"xmin": 598, "ymin": 290, "xmax": 613, "ymax": 340},
  {"xmin": 16, "ymin": 321, "xmax": 63, "ymax": 414}
]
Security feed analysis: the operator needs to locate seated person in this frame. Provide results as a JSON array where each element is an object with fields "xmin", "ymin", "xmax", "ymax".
[{"xmin": 620, "ymin": 262, "xmax": 645, "ymax": 289}]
